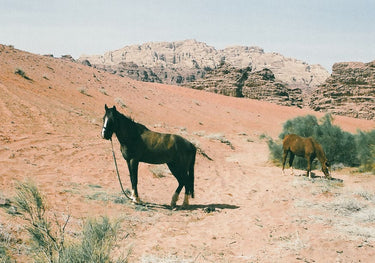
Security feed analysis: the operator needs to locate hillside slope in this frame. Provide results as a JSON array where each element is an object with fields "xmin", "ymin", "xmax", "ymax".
[{"xmin": 1, "ymin": 45, "xmax": 374, "ymax": 262}]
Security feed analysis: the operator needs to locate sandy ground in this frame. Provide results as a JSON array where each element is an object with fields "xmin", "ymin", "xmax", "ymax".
[{"xmin": 1, "ymin": 45, "xmax": 375, "ymax": 262}]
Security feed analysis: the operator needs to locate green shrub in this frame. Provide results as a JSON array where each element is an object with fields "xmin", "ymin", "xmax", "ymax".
[
  {"xmin": 0, "ymin": 245, "xmax": 12, "ymax": 263},
  {"xmin": 267, "ymin": 114, "xmax": 375, "ymax": 173},
  {"xmin": 12, "ymin": 181, "xmax": 126, "ymax": 262},
  {"xmin": 14, "ymin": 68, "xmax": 32, "ymax": 81},
  {"xmin": 355, "ymin": 130, "xmax": 375, "ymax": 173},
  {"xmin": 264, "ymin": 135, "xmax": 283, "ymax": 165},
  {"xmin": 59, "ymin": 217, "xmax": 121, "ymax": 263}
]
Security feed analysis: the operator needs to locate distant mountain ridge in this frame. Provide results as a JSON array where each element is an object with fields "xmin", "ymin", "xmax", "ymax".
[
  {"xmin": 78, "ymin": 39, "xmax": 329, "ymax": 91},
  {"xmin": 78, "ymin": 40, "xmax": 375, "ymax": 120}
]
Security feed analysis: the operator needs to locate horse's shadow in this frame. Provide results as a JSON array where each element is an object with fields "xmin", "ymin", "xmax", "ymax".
[
  {"xmin": 296, "ymin": 172, "xmax": 343, "ymax": 183},
  {"xmin": 178, "ymin": 203, "xmax": 240, "ymax": 211},
  {"xmin": 132, "ymin": 201, "xmax": 239, "ymax": 212}
]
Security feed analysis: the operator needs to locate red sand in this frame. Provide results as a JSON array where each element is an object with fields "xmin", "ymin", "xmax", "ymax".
[{"xmin": 1, "ymin": 45, "xmax": 374, "ymax": 262}]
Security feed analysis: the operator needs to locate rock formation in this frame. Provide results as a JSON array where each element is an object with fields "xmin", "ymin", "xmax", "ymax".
[
  {"xmin": 183, "ymin": 63, "xmax": 249, "ymax": 97},
  {"xmin": 78, "ymin": 39, "xmax": 329, "ymax": 91},
  {"xmin": 184, "ymin": 63, "xmax": 303, "ymax": 107},
  {"xmin": 309, "ymin": 60, "xmax": 375, "ymax": 120},
  {"xmin": 242, "ymin": 68, "xmax": 303, "ymax": 107}
]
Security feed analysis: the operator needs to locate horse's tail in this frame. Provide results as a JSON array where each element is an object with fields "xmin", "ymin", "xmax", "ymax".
[{"xmin": 189, "ymin": 145, "xmax": 196, "ymax": 198}]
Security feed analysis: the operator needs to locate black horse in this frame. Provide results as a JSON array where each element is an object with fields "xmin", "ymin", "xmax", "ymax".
[{"xmin": 101, "ymin": 105, "xmax": 196, "ymax": 208}]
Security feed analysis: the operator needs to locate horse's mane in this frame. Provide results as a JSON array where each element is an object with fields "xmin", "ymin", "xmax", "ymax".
[{"xmin": 115, "ymin": 110, "xmax": 148, "ymax": 133}]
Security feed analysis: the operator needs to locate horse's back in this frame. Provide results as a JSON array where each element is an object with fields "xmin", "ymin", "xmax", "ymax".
[
  {"xmin": 283, "ymin": 134, "xmax": 302, "ymax": 149},
  {"xmin": 283, "ymin": 134, "xmax": 314, "ymax": 156},
  {"xmin": 140, "ymin": 130, "xmax": 195, "ymax": 163}
]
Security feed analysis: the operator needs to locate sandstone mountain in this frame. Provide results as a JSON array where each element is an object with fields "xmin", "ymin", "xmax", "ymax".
[
  {"xmin": 78, "ymin": 40, "xmax": 374, "ymax": 120},
  {"xmin": 309, "ymin": 60, "xmax": 375, "ymax": 120},
  {"xmin": 78, "ymin": 39, "xmax": 329, "ymax": 91},
  {"xmin": 184, "ymin": 63, "xmax": 302, "ymax": 107}
]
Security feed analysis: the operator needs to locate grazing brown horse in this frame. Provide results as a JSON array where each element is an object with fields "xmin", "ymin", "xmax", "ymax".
[
  {"xmin": 101, "ymin": 105, "xmax": 196, "ymax": 208},
  {"xmin": 282, "ymin": 134, "xmax": 330, "ymax": 178}
]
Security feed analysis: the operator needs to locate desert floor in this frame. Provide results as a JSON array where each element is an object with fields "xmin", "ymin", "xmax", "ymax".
[{"xmin": 1, "ymin": 45, "xmax": 374, "ymax": 262}]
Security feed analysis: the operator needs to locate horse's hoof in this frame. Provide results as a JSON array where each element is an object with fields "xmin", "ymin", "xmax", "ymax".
[
  {"xmin": 131, "ymin": 196, "xmax": 141, "ymax": 204},
  {"xmin": 182, "ymin": 194, "xmax": 189, "ymax": 207},
  {"xmin": 170, "ymin": 192, "xmax": 179, "ymax": 208}
]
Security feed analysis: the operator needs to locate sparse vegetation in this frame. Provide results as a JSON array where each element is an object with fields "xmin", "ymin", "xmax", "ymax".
[
  {"xmin": 265, "ymin": 114, "xmax": 375, "ymax": 173},
  {"xmin": 58, "ymin": 217, "xmax": 123, "ymax": 263},
  {"xmin": 0, "ymin": 223, "xmax": 15, "ymax": 262},
  {"xmin": 78, "ymin": 87, "xmax": 90, "ymax": 96},
  {"xmin": 14, "ymin": 68, "xmax": 32, "ymax": 81},
  {"xmin": 206, "ymin": 133, "xmax": 235, "ymax": 150},
  {"xmin": 115, "ymin": 97, "xmax": 127, "ymax": 108},
  {"xmin": 149, "ymin": 165, "xmax": 169, "ymax": 178},
  {"xmin": 99, "ymin": 87, "xmax": 108, "ymax": 96},
  {"xmin": 10, "ymin": 181, "xmax": 127, "ymax": 262}
]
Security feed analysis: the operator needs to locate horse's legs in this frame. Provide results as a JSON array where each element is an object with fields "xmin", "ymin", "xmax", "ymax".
[
  {"xmin": 288, "ymin": 153, "xmax": 295, "ymax": 176},
  {"xmin": 167, "ymin": 162, "xmax": 186, "ymax": 208},
  {"xmin": 182, "ymin": 193, "xmax": 189, "ymax": 207},
  {"xmin": 127, "ymin": 159, "xmax": 140, "ymax": 203},
  {"xmin": 171, "ymin": 182, "xmax": 184, "ymax": 208},
  {"xmin": 306, "ymin": 156, "xmax": 312, "ymax": 178},
  {"xmin": 282, "ymin": 150, "xmax": 288, "ymax": 175}
]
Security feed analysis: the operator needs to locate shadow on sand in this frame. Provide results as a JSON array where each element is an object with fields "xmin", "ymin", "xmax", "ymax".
[
  {"xmin": 132, "ymin": 201, "xmax": 239, "ymax": 212},
  {"xmin": 178, "ymin": 203, "xmax": 240, "ymax": 211},
  {"xmin": 295, "ymin": 172, "xmax": 344, "ymax": 183}
]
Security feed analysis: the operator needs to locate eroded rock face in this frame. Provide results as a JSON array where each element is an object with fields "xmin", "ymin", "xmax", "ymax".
[
  {"xmin": 242, "ymin": 69, "xmax": 303, "ymax": 107},
  {"xmin": 184, "ymin": 63, "xmax": 303, "ymax": 107},
  {"xmin": 183, "ymin": 63, "xmax": 249, "ymax": 97},
  {"xmin": 309, "ymin": 61, "xmax": 375, "ymax": 120},
  {"xmin": 78, "ymin": 40, "xmax": 329, "ymax": 91}
]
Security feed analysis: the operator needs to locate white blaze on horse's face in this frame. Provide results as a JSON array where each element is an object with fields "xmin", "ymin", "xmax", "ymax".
[{"xmin": 102, "ymin": 116, "xmax": 108, "ymax": 139}]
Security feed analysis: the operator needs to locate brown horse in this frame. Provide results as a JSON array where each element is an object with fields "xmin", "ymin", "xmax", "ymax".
[
  {"xmin": 282, "ymin": 134, "xmax": 330, "ymax": 178},
  {"xmin": 101, "ymin": 105, "xmax": 196, "ymax": 208}
]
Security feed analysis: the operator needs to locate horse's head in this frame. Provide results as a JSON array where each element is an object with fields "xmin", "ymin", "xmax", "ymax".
[
  {"xmin": 321, "ymin": 160, "xmax": 330, "ymax": 178},
  {"xmin": 101, "ymin": 104, "xmax": 117, "ymax": 140}
]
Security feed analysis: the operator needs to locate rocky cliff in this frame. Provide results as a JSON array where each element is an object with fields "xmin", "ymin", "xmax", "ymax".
[
  {"xmin": 242, "ymin": 68, "xmax": 303, "ymax": 107},
  {"xmin": 78, "ymin": 39, "xmax": 329, "ymax": 91},
  {"xmin": 184, "ymin": 63, "xmax": 303, "ymax": 107},
  {"xmin": 309, "ymin": 60, "xmax": 375, "ymax": 120}
]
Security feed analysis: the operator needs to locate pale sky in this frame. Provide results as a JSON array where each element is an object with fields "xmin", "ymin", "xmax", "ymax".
[{"xmin": 1, "ymin": 0, "xmax": 374, "ymax": 71}]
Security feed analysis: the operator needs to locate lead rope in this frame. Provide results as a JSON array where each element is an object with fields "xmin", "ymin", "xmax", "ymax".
[
  {"xmin": 110, "ymin": 138, "xmax": 169, "ymax": 210},
  {"xmin": 110, "ymin": 138, "xmax": 132, "ymax": 201}
]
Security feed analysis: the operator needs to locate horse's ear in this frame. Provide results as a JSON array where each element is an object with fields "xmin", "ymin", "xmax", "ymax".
[
  {"xmin": 113, "ymin": 105, "xmax": 117, "ymax": 111},
  {"xmin": 105, "ymin": 104, "xmax": 108, "ymax": 111}
]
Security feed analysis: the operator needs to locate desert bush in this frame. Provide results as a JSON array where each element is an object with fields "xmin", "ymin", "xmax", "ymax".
[
  {"xmin": 99, "ymin": 87, "xmax": 108, "ymax": 96},
  {"xmin": 115, "ymin": 98, "xmax": 127, "ymax": 108},
  {"xmin": 78, "ymin": 87, "xmax": 90, "ymax": 96},
  {"xmin": 0, "ymin": 247, "xmax": 12, "ymax": 263},
  {"xmin": 206, "ymin": 133, "xmax": 234, "ymax": 149},
  {"xmin": 149, "ymin": 165, "xmax": 169, "ymax": 178},
  {"xmin": 59, "ymin": 217, "xmax": 122, "ymax": 263},
  {"xmin": 266, "ymin": 114, "xmax": 375, "ymax": 173},
  {"xmin": 355, "ymin": 130, "xmax": 375, "ymax": 173},
  {"xmin": 13, "ymin": 181, "xmax": 126, "ymax": 262},
  {"xmin": 13, "ymin": 181, "xmax": 60, "ymax": 262},
  {"xmin": 264, "ymin": 135, "xmax": 283, "ymax": 165},
  {"xmin": 14, "ymin": 68, "xmax": 32, "ymax": 81}
]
